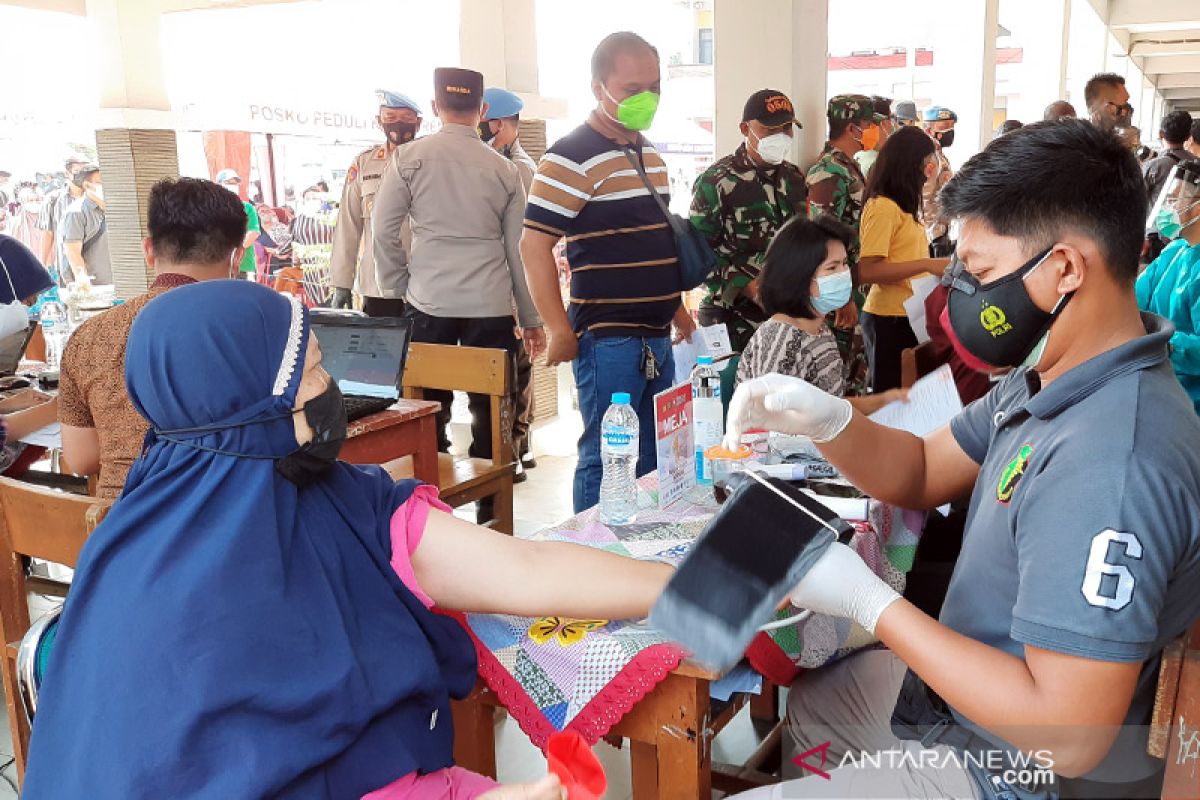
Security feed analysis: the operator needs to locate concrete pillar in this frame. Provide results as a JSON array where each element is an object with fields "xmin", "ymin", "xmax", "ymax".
[
  {"xmin": 713, "ymin": 0, "xmax": 828, "ymax": 168},
  {"xmin": 86, "ymin": 0, "xmax": 179, "ymax": 299},
  {"xmin": 1004, "ymin": 0, "xmax": 1071, "ymax": 124},
  {"xmin": 930, "ymin": 0, "xmax": 999, "ymax": 162}
]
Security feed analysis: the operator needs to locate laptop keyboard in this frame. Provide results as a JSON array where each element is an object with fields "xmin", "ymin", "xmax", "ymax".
[{"xmin": 343, "ymin": 395, "xmax": 395, "ymax": 422}]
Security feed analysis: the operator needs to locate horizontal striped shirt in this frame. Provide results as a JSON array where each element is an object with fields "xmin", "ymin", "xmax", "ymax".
[{"xmin": 524, "ymin": 121, "xmax": 681, "ymax": 337}]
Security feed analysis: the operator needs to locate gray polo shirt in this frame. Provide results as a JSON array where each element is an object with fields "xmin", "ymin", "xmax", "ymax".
[
  {"xmin": 942, "ymin": 313, "xmax": 1200, "ymax": 783},
  {"xmin": 60, "ymin": 196, "xmax": 111, "ymax": 285}
]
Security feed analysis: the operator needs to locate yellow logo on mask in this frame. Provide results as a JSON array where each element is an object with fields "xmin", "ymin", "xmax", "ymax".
[{"xmin": 980, "ymin": 305, "xmax": 1013, "ymax": 338}]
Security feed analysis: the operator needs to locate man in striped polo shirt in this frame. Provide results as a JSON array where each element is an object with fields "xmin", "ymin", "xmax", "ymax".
[{"xmin": 520, "ymin": 31, "xmax": 694, "ymax": 513}]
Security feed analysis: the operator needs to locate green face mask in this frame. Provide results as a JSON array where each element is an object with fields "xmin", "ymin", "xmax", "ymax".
[
  {"xmin": 602, "ymin": 85, "xmax": 660, "ymax": 132},
  {"xmin": 1157, "ymin": 207, "xmax": 1184, "ymax": 240}
]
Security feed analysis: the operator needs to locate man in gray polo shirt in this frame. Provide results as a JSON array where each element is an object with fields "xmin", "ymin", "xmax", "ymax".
[
  {"xmin": 726, "ymin": 120, "xmax": 1200, "ymax": 798},
  {"xmin": 60, "ymin": 164, "xmax": 111, "ymax": 285}
]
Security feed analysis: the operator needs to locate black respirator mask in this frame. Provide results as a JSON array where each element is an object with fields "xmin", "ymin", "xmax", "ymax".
[
  {"xmin": 477, "ymin": 119, "xmax": 498, "ymax": 143},
  {"xmin": 381, "ymin": 121, "xmax": 420, "ymax": 147},
  {"xmin": 942, "ymin": 247, "xmax": 1072, "ymax": 371},
  {"xmin": 275, "ymin": 380, "xmax": 348, "ymax": 486}
]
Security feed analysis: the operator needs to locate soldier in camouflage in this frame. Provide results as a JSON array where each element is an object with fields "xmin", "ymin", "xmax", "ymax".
[
  {"xmin": 921, "ymin": 105, "xmax": 957, "ymax": 256},
  {"xmin": 806, "ymin": 94, "xmax": 886, "ymax": 391},
  {"xmin": 690, "ymin": 89, "xmax": 808, "ymax": 351}
]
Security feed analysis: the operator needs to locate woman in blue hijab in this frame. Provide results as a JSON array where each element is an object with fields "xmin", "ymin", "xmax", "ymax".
[{"xmin": 22, "ymin": 280, "xmax": 669, "ymax": 799}]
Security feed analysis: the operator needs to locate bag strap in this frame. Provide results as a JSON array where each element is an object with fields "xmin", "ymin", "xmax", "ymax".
[{"xmin": 620, "ymin": 144, "xmax": 674, "ymax": 225}]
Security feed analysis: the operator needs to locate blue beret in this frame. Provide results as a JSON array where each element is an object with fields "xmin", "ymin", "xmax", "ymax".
[
  {"xmin": 482, "ymin": 88, "xmax": 524, "ymax": 120},
  {"xmin": 375, "ymin": 90, "xmax": 422, "ymax": 114},
  {"xmin": 922, "ymin": 105, "xmax": 958, "ymax": 123}
]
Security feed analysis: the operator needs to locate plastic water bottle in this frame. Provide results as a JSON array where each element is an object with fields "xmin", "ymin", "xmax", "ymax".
[
  {"xmin": 39, "ymin": 301, "xmax": 69, "ymax": 369},
  {"xmin": 599, "ymin": 392, "xmax": 639, "ymax": 525},
  {"xmin": 692, "ymin": 355, "xmax": 723, "ymax": 485}
]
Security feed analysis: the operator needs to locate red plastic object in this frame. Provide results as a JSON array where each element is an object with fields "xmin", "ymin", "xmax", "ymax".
[{"xmin": 546, "ymin": 731, "xmax": 607, "ymax": 800}]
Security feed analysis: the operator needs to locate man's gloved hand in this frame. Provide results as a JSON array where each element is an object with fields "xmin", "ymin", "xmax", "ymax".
[
  {"xmin": 723, "ymin": 373, "xmax": 853, "ymax": 449},
  {"xmin": 330, "ymin": 288, "xmax": 353, "ymax": 309},
  {"xmin": 788, "ymin": 542, "xmax": 901, "ymax": 635}
]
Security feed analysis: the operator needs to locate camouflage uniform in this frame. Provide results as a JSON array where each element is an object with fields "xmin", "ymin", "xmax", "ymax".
[
  {"xmin": 805, "ymin": 94, "xmax": 884, "ymax": 394},
  {"xmin": 690, "ymin": 142, "xmax": 808, "ymax": 351},
  {"xmin": 922, "ymin": 146, "xmax": 953, "ymax": 244}
]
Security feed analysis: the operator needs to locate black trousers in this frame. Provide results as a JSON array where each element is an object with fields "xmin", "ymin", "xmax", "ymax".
[
  {"xmin": 362, "ymin": 296, "xmax": 406, "ymax": 318},
  {"xmin": 403, "ymin": 307, "xmax": 517, "ymax": 460},
  {"xmin": 859, "ymin": 311, "xmax": 918, "ymax": 393}
]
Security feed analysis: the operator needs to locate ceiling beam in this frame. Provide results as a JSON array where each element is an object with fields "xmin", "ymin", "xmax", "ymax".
[
  {"xmin": 1157, "ymin": 72, "xmax": 1200, "ymax": 88},
  {"xmin": 160, "ymin": 0, "xmax": 305, "ymax": 11},
  {"xmin": 1140, "ymin": 53, "xmax": 1200, "ymax": 74},
  {"xmin": 1110, "ymin": 0, "xmax": 1200, "ymax": 30},
  {"xmin": 1162, "ymin": 87, "xmax": 1200, "ymax": 100},
  {"xmin": 0, "ymin": 0, "xmax": 84, "ymax": 13},
  {"xmin": 1130, "ymin": 39, "xmax": 1200, "ymax": 58}
]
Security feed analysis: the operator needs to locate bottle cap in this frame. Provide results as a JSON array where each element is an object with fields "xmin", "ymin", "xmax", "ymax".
[
  {"xmin": 611, "ymin": 392, "xmax": 631, "ymax": 405},
  {"xmin": 697, "ymin": 355, "xmax": 714, "ymax": 365}
]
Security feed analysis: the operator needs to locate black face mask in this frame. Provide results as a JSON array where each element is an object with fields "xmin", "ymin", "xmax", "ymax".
[
  {"xmin": 275, "ymin": 380, "xmax": 347, "ymax": 486},
  {"xmin": 935, "ymin": 129, "xmax": 955, "ymax": 148},
  {"xmin": 381, "ymin": 120, "xmax": 420, "ymax": 147},
  {"xmin": 943, "ymin": 247, "xmax": 1072, "ymax": 371},
  {"xmin": 477, "ymin": 120, "xmax": 497, "ymax": 143}
]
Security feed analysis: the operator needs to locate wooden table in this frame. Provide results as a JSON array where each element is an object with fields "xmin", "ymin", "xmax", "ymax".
[
  {"xmin": 340, "ymin": 399, "xmax": 440, "ymax": 486},
  {"xmin": 452, "ymin": 664, "xmax": 780, "ymax": 799}
]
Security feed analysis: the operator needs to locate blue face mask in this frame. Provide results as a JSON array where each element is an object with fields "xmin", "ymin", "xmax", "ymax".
[{"xmin": 812, "ymin": 270, "xmax": 853, "ymax": 314}]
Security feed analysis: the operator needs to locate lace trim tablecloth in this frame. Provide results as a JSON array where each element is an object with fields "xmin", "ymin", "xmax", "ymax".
[{"xmin": 456, "ymin": 474, "xmax": 924, "ymax": 749}]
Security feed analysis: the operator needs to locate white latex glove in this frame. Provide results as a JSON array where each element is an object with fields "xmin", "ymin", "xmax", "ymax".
[
  {"xmin": 723, "ymin": 373, "xmax": 853, "ymax": 450},
  {"xmin": 788, "ymin": 542, "xmax": 902, "ymax": 635}
]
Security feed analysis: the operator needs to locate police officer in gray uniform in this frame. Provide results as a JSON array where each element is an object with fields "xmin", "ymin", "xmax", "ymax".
[
  {"xmin": 726, "ymin": 120, "xmax": 1200, "ymax": 799},
  {"xmin": 481, "ymin": 87, "xmax": 538, "ymax": 474},
  {"xmin": 330, "ymin": 90, "xmax": 422, "ymax": 317}
]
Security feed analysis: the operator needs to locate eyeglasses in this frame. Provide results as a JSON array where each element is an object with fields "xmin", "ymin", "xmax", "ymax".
[{"xmin": 1104, "ymin": 101, "xmax": 1134, "ymax": 116}]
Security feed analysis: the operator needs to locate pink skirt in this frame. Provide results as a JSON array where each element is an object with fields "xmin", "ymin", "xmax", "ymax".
[{"xmin": 362, "ymin": 767, "xmax": 499, "ymax": 799}]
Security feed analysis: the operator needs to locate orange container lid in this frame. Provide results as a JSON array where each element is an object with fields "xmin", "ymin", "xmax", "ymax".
[{"xmin": 704, "ymin": 443, "xmax": 753, "ymax": 460}]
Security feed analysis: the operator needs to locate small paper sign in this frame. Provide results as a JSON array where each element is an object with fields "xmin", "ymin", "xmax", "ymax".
[{"xmin": 654, "ymin": 382, "xmax": 695, "ymax": 509}]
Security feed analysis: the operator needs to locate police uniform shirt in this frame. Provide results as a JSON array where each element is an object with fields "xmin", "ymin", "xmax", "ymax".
[
  {"xmin": 371, "ymin": 123, "xmax": 540, "ymax": 327},
  {"xmin": 330, "ymin": 144, "xmax": 411, "ymax": 299},
  {"xmin": 942, "ymin": 314, "xmax": 1200, "ymax": 783}
]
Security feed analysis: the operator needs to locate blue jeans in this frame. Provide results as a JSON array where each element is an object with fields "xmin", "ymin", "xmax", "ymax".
[{"xmin": 573, "ymin": 333, "xmax": 676, "ymax": 512}]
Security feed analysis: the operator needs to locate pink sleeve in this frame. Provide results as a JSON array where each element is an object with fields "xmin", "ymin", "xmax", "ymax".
[{"xmin": 388, "ymin": 484, "xmax": 451, "ymax": 609}]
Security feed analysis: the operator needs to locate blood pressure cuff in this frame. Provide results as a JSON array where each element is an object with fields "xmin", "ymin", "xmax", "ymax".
[{"xmin": 649, "ymin": 472, "xmax": 853, "ymax": 672}]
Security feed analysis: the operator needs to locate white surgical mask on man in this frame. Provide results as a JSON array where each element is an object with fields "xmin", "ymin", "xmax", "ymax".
[{"xmin": 750, "ymin": 131, "xmax": 792, "ymax": 165}]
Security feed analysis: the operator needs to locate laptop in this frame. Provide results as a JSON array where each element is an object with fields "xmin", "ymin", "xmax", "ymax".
[
  {"xmin": 307, "ymin": 312, "xmax": 412, "ymax": 422},
  {"xmin": 0, "ymin": 322, "xmax": 36, "ymax": 377}
]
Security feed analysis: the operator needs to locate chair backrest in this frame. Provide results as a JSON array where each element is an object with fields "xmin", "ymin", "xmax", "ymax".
[
  {"xmin": 0, "ymin": 478, "xmax": 109, "ymax": 655},
  {"xmin": 900, "ymin": 340, "xmax": 948, "ymax": 389},
  {"xmin": 401, "ymin": 342, "xmax": 513, "ymax": 465},
  {"xmin": 1150, "ymin": 617, "xmax": 1200, "ymax": 798}
]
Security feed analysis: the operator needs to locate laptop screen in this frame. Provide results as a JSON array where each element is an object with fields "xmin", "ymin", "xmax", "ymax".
[
  {"xmin": 310, "ymin": 319, "xmax": 409, "ymax": 400},
  {"xmin": 0, "ymin": 323, "xmax": 35, "ymax": 376}
]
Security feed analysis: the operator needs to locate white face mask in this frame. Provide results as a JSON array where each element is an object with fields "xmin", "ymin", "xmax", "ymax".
[
  {"xmin": 222, "ymin": 183, "xmax": 240, "ymax": 195},
  {"xmin": 750, "ymin": 131, "xmax": 792, "ymax": 165},
  {"xmin": 23, "ymin": 202, "xmax": 42, "ymax": 215}
]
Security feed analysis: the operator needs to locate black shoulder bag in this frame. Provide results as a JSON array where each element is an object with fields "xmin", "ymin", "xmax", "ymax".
[{"xmin": 621, "ymin": 144, "xmax": 717, "ymax": 291}]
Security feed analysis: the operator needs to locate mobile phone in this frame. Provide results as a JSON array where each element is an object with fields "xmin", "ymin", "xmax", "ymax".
[{"xmin": 649, "ymin": 473, "xmax": 854, "ymax": 671}]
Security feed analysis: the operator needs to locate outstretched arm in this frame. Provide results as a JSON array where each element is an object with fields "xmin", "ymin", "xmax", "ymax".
[{"xmin": 412, "ymin": 509, "xmax": 672, "ymax": 620}]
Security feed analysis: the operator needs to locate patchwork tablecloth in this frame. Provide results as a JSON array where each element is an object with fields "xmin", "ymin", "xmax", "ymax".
[{"xmin": 457, "ymin": 474, "xmax": 925, "ymax": 749}]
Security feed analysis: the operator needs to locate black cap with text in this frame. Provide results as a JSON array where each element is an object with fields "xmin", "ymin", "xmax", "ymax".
[
  {"xmin": 434, "ymin": 67, "xmax": 484, "ymax": 109},
  {"xmin": 742, "ymin": 89, "xmax": 801, "ymax": 128}
]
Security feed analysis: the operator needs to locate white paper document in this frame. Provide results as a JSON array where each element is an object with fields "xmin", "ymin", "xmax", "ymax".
[
  {"xmin": 903, "ymin": 275, "xmax": 939, "ymax": 345},
  {"xmin": 672, "ymin": 323, "xmax": 733, "ymax": 379},
  {"xmin": 868, "ymin": 364, "xmax": 963, "ymax": 438},
  {"xmin": 20, "ymin": 422, "xmax": 62, "ymax": 450}
]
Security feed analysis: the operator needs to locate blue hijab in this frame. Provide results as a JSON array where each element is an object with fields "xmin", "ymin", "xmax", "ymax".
[
  {"xmin": 23, "ymin": 281, "xmax": 476, "ymax": 799},
  {"xmin": 0, "ymin": 234, "xmax": 53, "ymax": 303}
]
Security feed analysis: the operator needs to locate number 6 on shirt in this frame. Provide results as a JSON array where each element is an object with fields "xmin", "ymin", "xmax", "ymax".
[{"xmin": 1081, "ymin": 529, "xmax": 1143, "ymax": 611}]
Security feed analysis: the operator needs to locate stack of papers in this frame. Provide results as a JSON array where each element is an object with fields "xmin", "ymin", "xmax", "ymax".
[{"xmin": 869, "ymin": 364, "xmax": 963, "ymax": 438}]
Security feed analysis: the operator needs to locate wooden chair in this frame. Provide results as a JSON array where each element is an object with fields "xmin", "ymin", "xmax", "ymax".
[
  {"xmin": 0, "ymin": 477, "xmax": 110, "ymax": 784},
  {"xmin": 1150, "ymin": 617, "xmax": 1200, "ymax": 798},
  {"xmin": 385, "ymin": 343, "xmax": 516, "ymax": 535},
  {"xmin": 900, "ymin": 340, "xmax": 948, "ymax": 389}
]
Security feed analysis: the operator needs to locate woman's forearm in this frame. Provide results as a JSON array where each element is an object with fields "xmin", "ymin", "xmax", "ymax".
[{"xmin": 859, "ymin": 256, "xmax": 949, "ymax": 285}]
